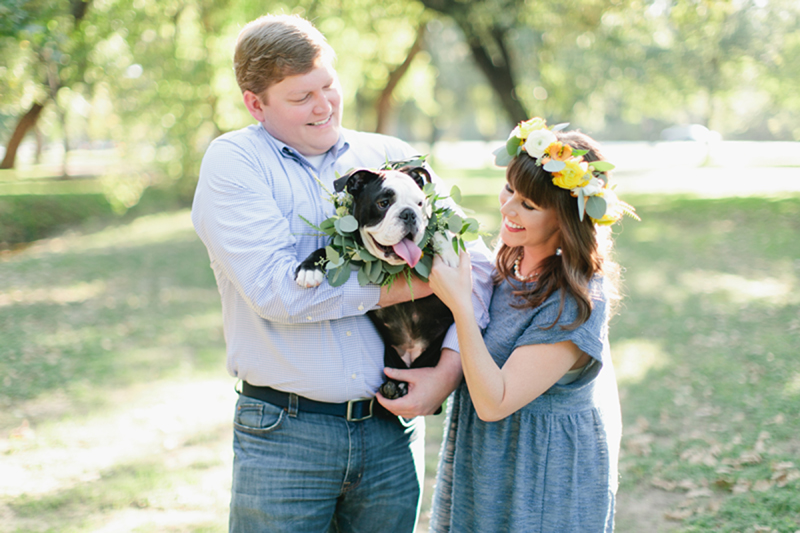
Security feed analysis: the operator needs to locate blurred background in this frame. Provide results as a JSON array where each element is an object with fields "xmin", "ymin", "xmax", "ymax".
[{"xmin": 1, "ymin": 1, "xmax": 799, "ymax": 532}]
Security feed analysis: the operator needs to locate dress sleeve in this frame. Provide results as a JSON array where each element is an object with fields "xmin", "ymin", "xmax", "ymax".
[{"xmin": 514, "ymin": 279, "xmax": 609, "ymax": 365}]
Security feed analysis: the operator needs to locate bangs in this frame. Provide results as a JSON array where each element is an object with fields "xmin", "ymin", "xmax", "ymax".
[{"xmin": 507, "ymin": 154, "xmax": 561, "ymax": 210}]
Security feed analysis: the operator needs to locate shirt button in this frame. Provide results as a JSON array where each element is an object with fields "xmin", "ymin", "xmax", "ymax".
[
  {"xmin": 306, "ymin": 316, "xmax": 312, "ymax": 321},
  {"xmin": 346, "ymin": 331, "xmax": 352, "ymax": 336},
  {"xmin": 357, "ymin": 304, "xmax": 364, "ymax": 311},
  {"xmin": 351, "ymin": 373, "xmax": 357, "ymax": 379}
]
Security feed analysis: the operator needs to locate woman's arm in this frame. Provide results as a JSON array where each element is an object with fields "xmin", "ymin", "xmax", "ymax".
[{"xmin": 429, "ymin": 252, "xmax": 585, "ymax": 421}]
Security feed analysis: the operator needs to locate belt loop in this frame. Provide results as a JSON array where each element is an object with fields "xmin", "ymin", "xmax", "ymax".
[{"xmin": 287, "ymin": 393, "xmax": 299, "ymax": 417}]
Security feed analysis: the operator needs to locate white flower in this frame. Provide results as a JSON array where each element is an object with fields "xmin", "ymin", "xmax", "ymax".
[
  {"xmin": 523, "ymin": 129, "xmax": 558, "ymax": 160},
  {"xmin": 575, "ymin": 176, "xmax": 605, "ymax": 197}
]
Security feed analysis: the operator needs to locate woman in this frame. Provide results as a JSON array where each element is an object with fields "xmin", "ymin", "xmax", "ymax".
[{"xmin": 426, "ymin": 118, "xmax": 637, "ymax": 532}]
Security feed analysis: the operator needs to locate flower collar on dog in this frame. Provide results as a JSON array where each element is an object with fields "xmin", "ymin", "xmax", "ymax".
[
  {"xmin": 300, "ymin": 156, "xmax": 482, "ymax": 289},
  {"xmin": 493, "ymin": 117, "xmax": 639, "ymax": 225}
]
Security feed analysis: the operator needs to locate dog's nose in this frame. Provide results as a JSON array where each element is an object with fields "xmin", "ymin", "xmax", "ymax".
[{"xmin": 399, "ymin": 208, "xmax": 416, "ymax": 223}]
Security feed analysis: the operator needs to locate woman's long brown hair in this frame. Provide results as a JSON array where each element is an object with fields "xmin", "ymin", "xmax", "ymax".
[{"xmin": 494, "ymin": 130, "xmax": 620, "ymax": 329}]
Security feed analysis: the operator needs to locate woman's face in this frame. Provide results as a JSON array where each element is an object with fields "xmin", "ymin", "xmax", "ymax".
[{"xmin": 498, "ymin": 182, "xmax": 561, "ymax": 253}]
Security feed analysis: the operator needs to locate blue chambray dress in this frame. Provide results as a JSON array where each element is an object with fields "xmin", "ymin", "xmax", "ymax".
[{"xmin": 430, "ymin": 276, "xmax": 621, "ymax": 533}]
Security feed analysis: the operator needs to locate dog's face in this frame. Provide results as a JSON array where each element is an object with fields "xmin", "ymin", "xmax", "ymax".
[{"xmin": 335, "ymin": 166, "xmax": 432, "ymax": 266}]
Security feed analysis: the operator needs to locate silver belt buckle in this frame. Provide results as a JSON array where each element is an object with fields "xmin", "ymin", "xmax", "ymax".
[{"xmin": 346, "ymin": 397, "xmax": 374, "ymax": 422}]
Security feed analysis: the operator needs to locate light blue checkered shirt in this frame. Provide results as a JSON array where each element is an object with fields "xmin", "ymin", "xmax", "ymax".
[{"xmin": 192, "ymin": 124, "xmax": 492, "ymax": 403}]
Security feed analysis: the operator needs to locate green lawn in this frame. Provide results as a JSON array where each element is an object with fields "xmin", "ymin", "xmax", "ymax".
[{"xmin": 1, "ymin": 187, "xmax": 799, "ymax": 532}]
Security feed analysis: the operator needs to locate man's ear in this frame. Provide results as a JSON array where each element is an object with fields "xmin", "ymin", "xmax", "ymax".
[{"xmin": 243, "ymin": 90, "xmax": 266, "ymax": 122}]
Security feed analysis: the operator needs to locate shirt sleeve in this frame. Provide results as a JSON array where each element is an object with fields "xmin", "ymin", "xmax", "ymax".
[{"xmin": 191, "ymin": 134, "xmax": 381, "ymax": 325}]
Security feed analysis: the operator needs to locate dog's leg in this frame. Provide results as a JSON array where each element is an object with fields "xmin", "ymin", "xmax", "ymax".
[
  {"xmin": 295, "ymin": 248, "xmax": 327, "ymax": 288},
  {"xmin": 432, "ymin": 232, "xmax": 460, "ymax": 267}
]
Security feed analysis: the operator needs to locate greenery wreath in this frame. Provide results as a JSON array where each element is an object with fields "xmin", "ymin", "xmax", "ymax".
[{"xmin": 300, "ymin": 156, "xmax": 482, "ymax": 290}]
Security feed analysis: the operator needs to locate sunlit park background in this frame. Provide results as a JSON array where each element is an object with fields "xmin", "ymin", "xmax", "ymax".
[{"xmin": 1, "ymin": 0, "xmax": 800, "ymax": 531}]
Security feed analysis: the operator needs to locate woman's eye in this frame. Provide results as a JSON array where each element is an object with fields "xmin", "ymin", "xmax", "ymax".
[
  {"xmin": 504, "ymin": 184, "xmax": 514, "ymax": 193},
  {"xmin": 522, "ymin": 201, "xmax": 536, "ymax": 211}
]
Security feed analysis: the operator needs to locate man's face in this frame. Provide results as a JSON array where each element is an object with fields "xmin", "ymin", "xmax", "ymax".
[{"xmin": 251, "ymin": 58, "xmax": 343, "ymax": 156}]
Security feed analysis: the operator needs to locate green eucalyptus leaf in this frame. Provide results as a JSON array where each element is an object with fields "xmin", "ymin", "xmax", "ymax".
[
  {"xmin": 506, "ymin": 136, "xmax": 521, "ymax": 156},
  {"xmin": 357, "ymin": 266, "xmax": 370, "ymax": 286},
  {"xmin": 590, "ymin": 161, "xmax": 615, "ymax": 172},
  {"xmin": 368, "ymin": 260, "xmax": 382, "ymax": 282},
  {"xmin": 327, "ymin": 265, "xmax": 349, "ymax": 287},
  {"xmin": 325, "ymin": 246, "xmax": 340, "ymax": 264},
  {"xmin": 385, "ymin": 263, "xmax": 406, "ymax": 274},
  {"xmin": 320, "ymin": 218, "xmax": 336, "ymax": 232},
  {"xmin": 334, "ymin": 215, "xmax": 358, "ymax": 235},
  {"xmin": 450, "ymin": 185, "xmax": 462, "ymax": 204},
  {"xmin": 585, "ymin": 195, "xmax": 608, "ymax": 220},
  {"xmin": 414, "ymin": 256, "xmax": 431, "ymax": 279},
  {"xmin": 357, "ymin": 248, "xmax": 378, "ymax": 262},
  {"xmin": 544, "ymin": 160, "xmax": 566, "ymax": 172},
  {"xmin": 493, "ymin": 146, "xmax": 513, "ymax": 167},
  {"xmin": 571, "ymin": 149, "xmax": 588, "ymax": 157},
  {"xmin": 423, "ymin": 182, "xmax": 437, "ymax": 195},
  {"xmin": 447, "ymin": 215, "xmax": 464, "ymax": 234}
]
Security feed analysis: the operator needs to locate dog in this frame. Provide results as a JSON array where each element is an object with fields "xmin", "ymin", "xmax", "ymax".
[{"xmin": 295, "ymin": 165, "xmax": 459, "ymax": 399}]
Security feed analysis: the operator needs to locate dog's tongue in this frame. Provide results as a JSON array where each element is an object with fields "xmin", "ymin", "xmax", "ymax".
[{"xmin": 392, "ymin": 238, "xmax": 422, "ymax": 268}]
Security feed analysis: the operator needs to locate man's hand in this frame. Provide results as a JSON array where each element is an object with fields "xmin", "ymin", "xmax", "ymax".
[
  {"xmin": 377, "ymin": 274, "xmax": 433, "ymax": 307},
  {"xmin": 376, "ymin": 348, "xmax": 462, "ymax": 418}
]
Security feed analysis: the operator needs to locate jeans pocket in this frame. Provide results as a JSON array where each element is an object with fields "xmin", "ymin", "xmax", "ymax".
[{"xmin": 233, "ymin": 398, "xmax": 286, "ymax": 436}]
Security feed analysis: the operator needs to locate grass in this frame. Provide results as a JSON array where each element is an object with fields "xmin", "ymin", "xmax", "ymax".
[{"xmin": 1, "ymin": 186, "xmax": 799, "ymax": 532}]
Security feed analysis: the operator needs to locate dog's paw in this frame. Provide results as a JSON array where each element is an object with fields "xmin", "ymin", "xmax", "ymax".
[
  {"xmin": 379, "ymin": 379, "xmax": 408, "ymax": 400},
  {"xmin": 432, "ymin": 232, "xmax": 459, "ymax": 267},
  {"xmin": 295, "ymin": 267, "xmax": 325, "ymax": 288}
]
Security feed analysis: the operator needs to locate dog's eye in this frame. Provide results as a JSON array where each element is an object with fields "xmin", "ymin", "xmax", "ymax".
[
  {"xmin": 378, "ymin": 199, "xmax": 390, "ymax": 209},
  {"xmin": 418, "ymin": 201, "xmax": 423, "ymax": 207}
]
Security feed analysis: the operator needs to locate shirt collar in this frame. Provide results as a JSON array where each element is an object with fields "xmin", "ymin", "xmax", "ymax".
[{"xmin": 258, "ymin": 123, "xmax": 350, "ymax": 163}]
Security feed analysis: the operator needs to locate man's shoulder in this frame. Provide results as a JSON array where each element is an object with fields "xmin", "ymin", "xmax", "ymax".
[{"xmin": 342, "ymin": 128, "xmax": 418, "ymax": 155}]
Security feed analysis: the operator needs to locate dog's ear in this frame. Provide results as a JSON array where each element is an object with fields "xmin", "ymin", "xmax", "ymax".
[
  {"xmin": 334, "ymin": 169, "xmax": 382, "ymax": 197},
  {"xmin": 400, "ymin": 166, "xmax": 431, "ymax": 190}
]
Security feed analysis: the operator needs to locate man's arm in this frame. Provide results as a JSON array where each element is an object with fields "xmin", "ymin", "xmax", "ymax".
[{"xmin": 192, "ymin": 136, "xmax": 384, "ymax": 324}]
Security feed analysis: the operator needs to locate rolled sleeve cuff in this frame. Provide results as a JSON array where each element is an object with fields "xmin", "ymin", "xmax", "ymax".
[{"xmin": 442, "ymin": 324, "xmax": 459, "ymax": 353}]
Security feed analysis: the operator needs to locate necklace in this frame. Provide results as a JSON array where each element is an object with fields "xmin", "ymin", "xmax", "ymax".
[{"xmin": 513, "ymin": 253, "xmax": 538, "ymax": 282}]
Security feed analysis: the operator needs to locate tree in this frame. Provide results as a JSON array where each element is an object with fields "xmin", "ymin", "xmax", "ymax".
[
  {"xmin": 1, "ymin": 0, "xmax": 95, "ymax": 169},
  {"xmin": 418, "ymin": 0, "xmax": 528, "ymax": 124}
]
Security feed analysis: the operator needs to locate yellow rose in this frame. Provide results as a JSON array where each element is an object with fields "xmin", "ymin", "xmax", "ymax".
[
  {"xmin": 518, "ymin": 117, "xmax": 547, "ymax": 138},
  {"xmin": 552, "ymin": 159, "xmax": 590, "ymax": 189}
]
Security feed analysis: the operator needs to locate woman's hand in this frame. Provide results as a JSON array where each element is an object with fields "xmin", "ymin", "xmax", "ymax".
[{"xmin": 429, "ymin": 250, "xmax": 473, "ymax": 311}]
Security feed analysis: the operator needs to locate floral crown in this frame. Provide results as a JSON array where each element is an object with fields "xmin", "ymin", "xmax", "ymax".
[{"xmin": 493, "ymin": 117, "xmax": 639, "ymax": 225}]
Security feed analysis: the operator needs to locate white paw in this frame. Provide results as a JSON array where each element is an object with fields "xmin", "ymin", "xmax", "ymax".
[
  {"xmin": 295, "ymin": 269, "xmax": 325, "ymax": 288},
  {"xmin": 432, "ymin": 232, "xmax": 459, "ymax": 267}
]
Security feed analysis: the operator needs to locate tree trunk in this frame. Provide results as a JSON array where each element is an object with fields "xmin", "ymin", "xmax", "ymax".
[
  {"xmin": 1, "ymin": 103, "xmax": 45, "ymax": 169},
  {"xmin": 464, "ymin": 27, "xmax": 528, "ymax": 124},
  {"xmin": 418, "ymin": 0, "xmax": 529, "ymax": 124},
  {"xmin": 375, "ymin": 23, "xmax": 427, "ymax": 135}
]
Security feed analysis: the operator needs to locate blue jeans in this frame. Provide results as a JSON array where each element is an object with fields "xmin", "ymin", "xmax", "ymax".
[{"xmin": 229, "ymin": 393, "xmax": 425, "ymax": 533}]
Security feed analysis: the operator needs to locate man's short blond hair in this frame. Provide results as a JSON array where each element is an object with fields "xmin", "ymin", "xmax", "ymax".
[{"xmin": 234, "ymin": 14, "xmax": 335, "ymax": 97}]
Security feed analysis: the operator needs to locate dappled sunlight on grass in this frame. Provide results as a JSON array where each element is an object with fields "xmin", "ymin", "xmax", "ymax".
[
  {"xmin": 612, "ymin": 338, "xmax": 670, "ymax": 385},
  {"xmin": 1, "ymin": 378, "xmax": 234, "ymax": 530},
  {"xmin": 0, "ymin": 280, "xmax": 106, "ymax": 307},
  {"xmin": 679, "ymin": 270, "xmax": 798, "ymax": 306},
  {"xmin": 785, "ymin": 373, "xmax": 800, "ymax": 397}
]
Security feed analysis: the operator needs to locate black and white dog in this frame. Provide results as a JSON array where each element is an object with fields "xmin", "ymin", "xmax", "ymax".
[{"xmin": 295, "ymin": 165, "xmax": 459, "ymax": 399}]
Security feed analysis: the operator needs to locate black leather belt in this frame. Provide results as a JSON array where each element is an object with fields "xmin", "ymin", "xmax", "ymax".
[{"xmin": 241, "ymin": 382, "xmax": 376, "ymax": 422}]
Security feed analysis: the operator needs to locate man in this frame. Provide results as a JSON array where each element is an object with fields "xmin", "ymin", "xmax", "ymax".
[{"xmin": 191, "ymin": 14, "xmax": 492, "ymax": 532}]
